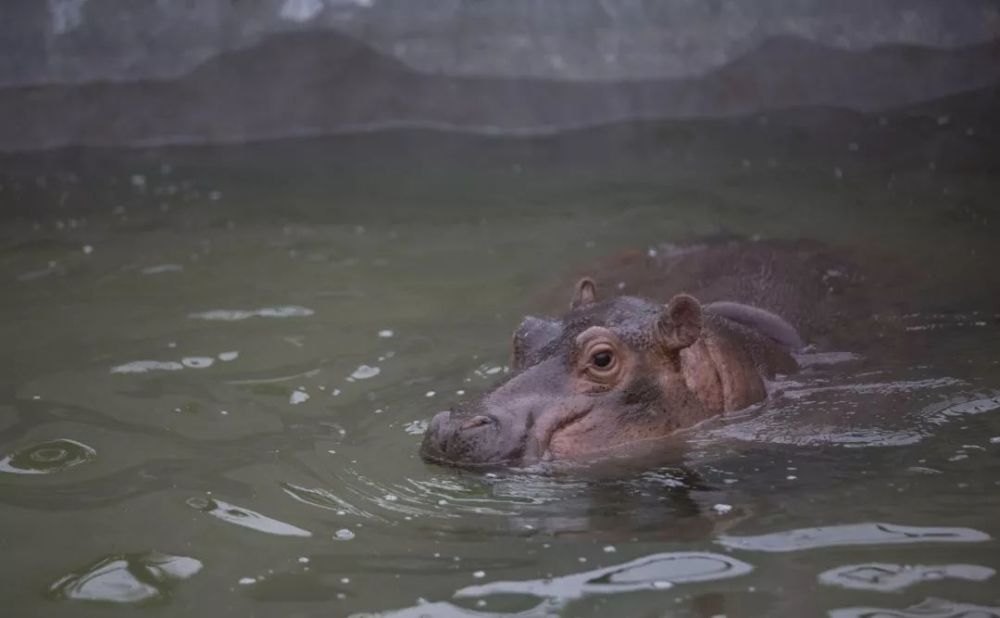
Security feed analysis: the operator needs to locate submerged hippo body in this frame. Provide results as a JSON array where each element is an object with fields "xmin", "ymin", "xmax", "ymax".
[{"xmin": 420, "ymin": 277, "xmax": 803, "ymax": 467}]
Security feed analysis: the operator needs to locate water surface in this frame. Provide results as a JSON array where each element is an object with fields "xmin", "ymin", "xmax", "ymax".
[{"xmin": 2, "ymin": 105, "xmax": 999, "ymax": 617}]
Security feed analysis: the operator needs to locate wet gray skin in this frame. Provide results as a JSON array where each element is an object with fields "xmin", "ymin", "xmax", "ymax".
[{"xmin": 420, "ymin": 280, "xmax": 800, "ymax": 467}]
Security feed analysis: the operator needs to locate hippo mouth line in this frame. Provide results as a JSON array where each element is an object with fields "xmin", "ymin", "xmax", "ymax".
[{"xmin": 538, "ymin": 404, "xmax": 595, "ymax": 461}]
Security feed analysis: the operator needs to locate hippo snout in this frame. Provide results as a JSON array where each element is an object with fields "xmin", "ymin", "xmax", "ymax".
[{"xmin": 420, "ymin": 406, "xmax": 532, "ymax": 467}]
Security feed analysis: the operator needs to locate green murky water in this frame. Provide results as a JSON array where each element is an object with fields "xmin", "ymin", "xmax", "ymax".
[{"xmin": 2, "ymin": 104, "xmax": 1000, "ymax": 617}]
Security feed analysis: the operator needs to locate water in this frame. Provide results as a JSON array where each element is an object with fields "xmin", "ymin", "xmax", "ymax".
[{"xmin": 2, "ymin": 103, "xmax": 1000, "ymax": 617}]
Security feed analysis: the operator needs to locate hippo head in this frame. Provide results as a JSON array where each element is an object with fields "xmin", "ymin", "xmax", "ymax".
[{"xmin": 420, "ymin": 279, "xmax": 708, "ymax": 468}]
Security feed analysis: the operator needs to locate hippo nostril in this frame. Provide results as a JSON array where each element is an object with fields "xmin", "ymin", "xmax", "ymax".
[{"xmin": 459, "ymin": 415, "xmax": 493, "ymax": 431}]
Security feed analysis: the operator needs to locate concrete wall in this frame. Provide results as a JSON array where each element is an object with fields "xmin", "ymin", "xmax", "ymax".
[{"xmin": 2, "ymin": 0, "xmax": 999, "ymax": 149}]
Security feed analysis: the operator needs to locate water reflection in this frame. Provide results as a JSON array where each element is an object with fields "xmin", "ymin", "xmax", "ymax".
[
  {"xmin": 454, "ymin": 551, "xmax": 753, "ymax": 599},
  {"xmin": 0, "ymin": 438, "xmax": 96, "ymax": 474},
  {"xmin": 186, "ymin": 496, "xmax": 312, "ymax": 537},
  {"xmin": 48, "ymin": 551, "xmax": 202, "ymax": 603},
  {"xmin": 718, "ymin": 523, "xmax": 990, "ymax": 552},
  {"xmin": 829, "ymin": 598, "xmax": 1000, "ymax": 618},
  {"xmin": 819, "ymin": 562, "xmax": 994, "ymax": 592},
  {"xmin": 362, "ymin": 551, "xmax": 752, "ymax": 617}
]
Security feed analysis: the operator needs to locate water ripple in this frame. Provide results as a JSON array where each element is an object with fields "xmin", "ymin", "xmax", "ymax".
[{"xmin": 0, "ymin": 438, "xmax": 96, "ymax": 474}]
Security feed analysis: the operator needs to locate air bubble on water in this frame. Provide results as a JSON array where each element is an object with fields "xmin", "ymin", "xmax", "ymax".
[
  {"xmin": 990, "ymin": 436, "xmax": 1000, "ymax": 444},
  {"xmin": 578, "ymin": 557, "xmax": 587, "ymax": 563},
  {"xmin": 350, "ymin": 365, "xmax": 381, "ymax": 380},
  {"xmin": 603, "ymin": 545, "xmax": 616, "ymax": 553},
  {"xmin": 378, "ymin": 330, "xmax": 394, "ymax": 338},
  {"xmin": 340, "ymin": 577, "xmax": 350, "ymax": 584},
  {"xmin": 220, "ymin": 410, "xmax": 228, "ymax": 416},
  {"xmin": 334, "ymin": 529, "xmax": 355, "ymax": 541},
  {"xmin": 82, "ymin": 245, "xmax": 93, "ymax": 255},
  {"xmin": 218, "ymin": 351, "xmax": 239, "ymax": 362},
  {"xmin": 182, "ymin": 357, "xmax": 214, "ymax": 369},
  {"xmin": 384, "ymin": 494, "xmax": 398, "ymax": 502},
  {"xmin": 652, "ymin": 581, "xmax": 673, "ymax": 590},
  {"xmin": 332, "ymin": 389, "xmax": 341, "ymax": 396},
  {"xmin": 473, "ymin": 571, "xmax": 485, "ymax": 579},
  {"xmin": 937, "ymin": 115, "xmax": 950, "ymax": 126},
  {"xmin": 786, "ymin": 475, "xmax": 798, "ymax": 480},
  {"xmin": 712, "ymin": 504, "xmax": 733, "ymax": 515},
  {"xmin": 404, "ymin": 420, "xmax": 428, "ymax": 435},
  {"xmin": 456, "ymin": 390, "xmax": 465, "ymax": 396},
  {"xmin": 238, "ymin": 577, "xmax": 255, "ymax": 585},
  {"xmin": 111, "ymin": 360, "xmax": 184, "ymax": 374},
  {"xmin": 290, "ymin": 390, "xmax": 310, "ymax": 405},
  {"xmin": 425, "ymin": 391, "xmax": 436, "ymax": 397}
]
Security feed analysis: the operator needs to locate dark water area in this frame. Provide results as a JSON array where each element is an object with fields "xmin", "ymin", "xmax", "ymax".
[{"xmin": 1, "ymin": 88, "xmax": 999, "ymax": 617}]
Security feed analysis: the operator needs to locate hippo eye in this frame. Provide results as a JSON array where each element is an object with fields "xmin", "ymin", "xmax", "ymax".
[
  {"xmin": 460, "ymin": 415, "xmax": 493, "ymax": 431},
  {"xmin": 576, "ymin": 328, "xmax": 624, "ymax": 386},
  {"xmin": 585, "ymin": 344, "xmax": 619, "ymax": 379},
  {"xmin": 592, "ymin": 350, "xmax": 613, "ymax": 368}
]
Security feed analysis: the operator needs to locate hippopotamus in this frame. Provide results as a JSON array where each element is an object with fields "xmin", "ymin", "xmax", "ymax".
[{"xmin": 420, "ymin": 275, "xmax": 804, "ymax": 467}]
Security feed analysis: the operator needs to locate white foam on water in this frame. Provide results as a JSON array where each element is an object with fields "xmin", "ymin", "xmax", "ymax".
[{"xmin": 188, "ymin": 306, "xmax": 314, "ymax": 321}]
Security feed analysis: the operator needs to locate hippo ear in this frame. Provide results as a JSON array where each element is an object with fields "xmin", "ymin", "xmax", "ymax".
[
  {"xmin": 570, "ymin": 277, "xmax": 598, "ymax": 309},
  {"xmin": 657, "ymin": 294, "xmax": 703, "ymax": 352}
]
